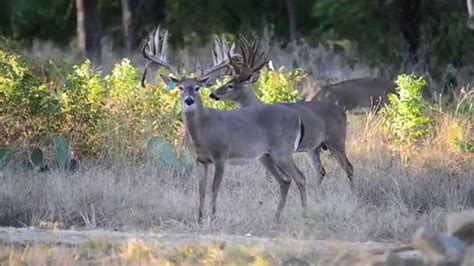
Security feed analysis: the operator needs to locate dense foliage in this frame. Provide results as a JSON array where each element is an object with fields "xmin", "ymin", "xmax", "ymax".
[
  {"xmin": 0, "ymin": 50, "xmax": 304, "ymax": 162},
  {"xmin": 382, "ymin": 74, "xmax": 432, "ymax": 146}
]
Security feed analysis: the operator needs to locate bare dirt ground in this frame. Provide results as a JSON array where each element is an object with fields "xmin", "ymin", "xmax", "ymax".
[{"xmin": 0, "ymin": 226, "xmax": 423, "ymax": 263}]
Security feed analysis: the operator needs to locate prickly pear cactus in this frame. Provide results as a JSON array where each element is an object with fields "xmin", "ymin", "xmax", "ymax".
[
  {"xmin": 54, "ymin": 136, "xmax": 70, "ymax": 170},
  {"xmin": 0, "ymin": 148, "xmax": 12, "ymax": 170},
  {"xmin": 147, "ymin": 137, "xmax": 176, "ymax": 168},
  {"xmin": 30, "ymin": 148, "xmax": 44, "ymax": 169},
  {"xmin": 0, "ymin": 147, "xmax": 13, "ymax": 170}
]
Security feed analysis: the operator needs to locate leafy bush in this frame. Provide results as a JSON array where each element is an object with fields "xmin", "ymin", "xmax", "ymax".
[
  {"xmin": 0, "ymin": 50, "xmax": 62, "ymax": 150},
  {"xmin": 60, "ymin": 60, "xmax": 107, "ymax": 156},
  {"xmin": 1, "ymin": 50, "xmax": 305, "ymax": 160},
  {"xmin": 254, "ymin": 63, "xmax": 304, "ymax": 104},
  {"xmin": 382, "ymin": 74, "xmax": 432, "ymax": 146}
]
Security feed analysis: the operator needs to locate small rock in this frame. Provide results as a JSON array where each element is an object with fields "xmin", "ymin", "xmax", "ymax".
[
  {"xmin": 412, "ymin": 226, "xmax": 467, "ymax": 264},
  {"xmin": 446, "ymin": 210, "xmax": 474, "ymax": 245}
]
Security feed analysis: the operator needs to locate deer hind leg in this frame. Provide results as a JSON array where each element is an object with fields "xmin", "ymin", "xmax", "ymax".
[
  {"xmin": 328, "ymin": 146, "xmax": 354, "ymax": 188},
  {"xmin": 196, "ymin": 162, "xmax": 208, "ymax": 224},
  {"xmin": 305, "ymin": 146, "xmax": 326, "ymax": 186},
  {"xmin": 259, "ymin": 155, "xmax": 291, "ymax": 222},
  {"xmin": 271, "ymin": 154, "xmax": 308, "ymax": 217},
  {"xmin": 211, "ymin": 160, "xmax": 225, "ymax": 220}
]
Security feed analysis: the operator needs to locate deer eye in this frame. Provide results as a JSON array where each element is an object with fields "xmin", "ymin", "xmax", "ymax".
[
  {"xmin": 178, "ymin": 86, "xmax": 184, "ymax": 91},
  {"xmin": 227, "ymin": 84, "xmax": 234, "ymax": 90},
  {"xmin": 194, "ymin": 86, "xmax": 200, "ymax": 91}
]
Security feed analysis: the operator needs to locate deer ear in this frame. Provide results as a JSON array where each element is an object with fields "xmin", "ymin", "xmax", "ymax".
[
  {"xmin": 249, "ymin": 71, "xmax": 261, "ymax": 84},
  {"xmin": 160, "ymin": 74, "xmax": 179, "ymax": 90}
]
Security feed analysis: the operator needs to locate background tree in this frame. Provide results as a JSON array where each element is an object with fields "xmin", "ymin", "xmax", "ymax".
[
  {"xmin": 121, "ymin": 0, "xmax": 137, "ymax": 56},
  {"xmin": 0, "ymin": 0, "xmax": 13, "ymax": 35},
  {"xmin": 1, "ymin": 0, "xmax": 472, "ymax": 79},
  {"xmin": 468, "ymin": 0, "xmax": 474, "ymax": 29},
  {"xmin": 75, "ymin": 0, "xmax": 101, "ymax": 63},
  {"xmin": 396, "ymin": 0, "xmax": 422, "ymax": 63},
  {"xmin": 286, "ymin": 0, "xmax": 299, "ymax": 42}
]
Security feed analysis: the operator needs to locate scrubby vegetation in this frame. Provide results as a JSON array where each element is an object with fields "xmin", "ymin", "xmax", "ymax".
[
  {"xmin": 1, "ymin": 46, "xmax": 472, "ymax": 242},
  {"xmin": 1, "ymin": 1, "xmax": 473, "ymax": 264},
  {"xmin": 0, "ymin": 35, "xmax": 472, "ymax": 264},
  {"xmin": 0, "ymin": 50, "xmax": 305, "ymax": 166}
]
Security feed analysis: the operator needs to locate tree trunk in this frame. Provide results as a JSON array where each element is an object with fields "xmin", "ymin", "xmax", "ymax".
[
  {"xmin": 286, "ymin": 0, "xmax": 299, "ymax": 42},
  {"xmin": 396, "ymin": 0, "xmax": 422, "ymax": 63},
  {"xmin": 468, "ymin": 0, "xmax": 474, "ymax": 29},
  {"xmin": 0, "ymin": 0, "xmax": 12, "ymax": 35},
  {"xmin": 121, "ymin": 0, "xmax": 138, "ymax": 56},
  {"xmin": 75, "ymin": 0, "xmax": 101, "ymax": 63}
]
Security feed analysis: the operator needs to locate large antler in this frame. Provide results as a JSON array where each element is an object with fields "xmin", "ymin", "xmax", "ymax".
[
  {"xmin": 198, "ymin": 35, "xmax": 236, "ymax": 80},
  {"xmin": 229, "ymin": 35, "xmax": 271, "ymax": 82},
  {"xmin": 141, "ymin": 27, "xmax": 180, "ymax": 87}
]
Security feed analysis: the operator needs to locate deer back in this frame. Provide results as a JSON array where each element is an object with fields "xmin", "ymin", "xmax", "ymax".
[{"xmin": 312, "ymin": 77, "xmax": 396, "ymax": 111}]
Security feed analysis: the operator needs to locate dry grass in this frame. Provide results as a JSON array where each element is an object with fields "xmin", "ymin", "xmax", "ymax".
[
  {"xmin": 1, "ymin": 113, "xmax": 472, "ymax": 245},
  {"xmin": 0, "ymin": 239, "xmax": 389, "ymax": 265},
  {"xmin": 0, "ymin": 240, "xmax": 273, "ymax": 265}
]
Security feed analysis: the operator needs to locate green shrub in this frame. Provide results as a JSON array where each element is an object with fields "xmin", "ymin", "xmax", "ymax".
[
  {"xmin": 60, "ymin": 60, "xmax": 107, "ymax": 156},
  {"xmin": 382, "ymin": 74, "xmax": 432, "ymax": 146},
  {"xmin": 254, "ymin": 63, "xmax": 304, "ymax": 104},
  {"xmin": 0, "ymin": 50, "xmax": 62, "ymax": 150},
  {"xmin": 1, "ymin": 50, "xmax": 305, "ymax": 160}
]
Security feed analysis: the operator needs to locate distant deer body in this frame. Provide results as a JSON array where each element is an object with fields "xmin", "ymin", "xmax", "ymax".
[
  {"xmin": 310, "ymin": 77, "xmax": 396, "ymax": 113},
  {"xmin": 141, "ymin": 28, "xmax": 308, "ymax": 223},
  {"xmin": 209, "ymin": 36, "xmax": 353, "ymax": 186}
]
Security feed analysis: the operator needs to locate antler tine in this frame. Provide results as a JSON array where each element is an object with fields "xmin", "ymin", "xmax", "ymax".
[
  {"xmin": 200, "ymin": 34, "xmax": 235, "ymax": 79},
  {"xmin": 232, "ymin": 34, "xmax": 270, "ymax": 82},
  {"xmin": 141, "ymin": 27, "xmax": 180, "ymax": 87},
  {"xmin": 251, "ymin": 36, "xmax": 260, "ymax": 67},
  {"xmin": 239, "ymin": 34, "xmax": 252, "ymax": 67},
  {"xmin": 212, "ymin": 35, "xmax": 223, "ymax": 65}
]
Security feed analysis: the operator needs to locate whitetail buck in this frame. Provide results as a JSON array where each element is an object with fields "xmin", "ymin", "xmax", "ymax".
[
  {"xmin": 209, "ymin": 35, "xmax": 353, "ymax": 186},
  {"xmin": 141, "ymin": 28, "xmax": 308, "ymax": 223},
  {"xmin": 309, "ymin": 77, "xmax": 397, "ymax": 113},
  {"xmin": 468, "ymin": 0, "xmax": 474, "ymax": 29}
]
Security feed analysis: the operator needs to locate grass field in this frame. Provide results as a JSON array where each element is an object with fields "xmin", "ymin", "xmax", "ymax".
[
  {"xmin": 1, "ymin": 113, "xmax": 472, "ymax": 244},
  {"xmin": 1, "ymin": 39, "xmax": 473, "ymax": 264}
]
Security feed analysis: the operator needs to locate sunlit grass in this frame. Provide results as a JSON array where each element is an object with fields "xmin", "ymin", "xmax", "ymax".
[{"xmin": 0, "ymin": 240, "xmax": 276, "ymax": 265}]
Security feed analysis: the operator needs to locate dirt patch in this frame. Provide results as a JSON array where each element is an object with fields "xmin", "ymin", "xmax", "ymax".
[{"xmin": 0, "ymin": 226, "xmax": 423, "ymax": 264}]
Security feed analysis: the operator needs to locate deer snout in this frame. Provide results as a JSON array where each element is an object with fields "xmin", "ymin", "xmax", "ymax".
[
  {"xmin": 184, "ymin": 97, "xmax": 195, "ymax": 106},
  {"xmin": 209, "ymin": 92, "xmax": 220, "ymax": 101}
]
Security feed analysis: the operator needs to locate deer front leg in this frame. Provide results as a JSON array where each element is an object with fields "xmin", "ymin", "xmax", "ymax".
[
  {"xmin": 196, "ymin": 162, "xmax": 208, "ymax": 224},
  {"xmin": 211, "ymin": 160, "xmax": 225, "ymax": 220}
]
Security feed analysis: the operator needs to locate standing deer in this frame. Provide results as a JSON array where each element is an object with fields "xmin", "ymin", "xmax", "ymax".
[
  {"xmin": 209, "ymin": 35, "xmax": 353, "ymax": 186},
  {"xmin": 141, "ymin": 28, "xmax": 308, "ymax": 223},
  {"xmin": 309, "ymin": 77, "xmax": 397, "ymax": 113}
]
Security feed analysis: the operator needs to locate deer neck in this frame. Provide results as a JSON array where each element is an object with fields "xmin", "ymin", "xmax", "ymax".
[
  {"xmin": 182, "ymin": 101, "xmax": 209, "ymax": 147},
  {"xmin": 236, "ymin": 85, "xmax": 263, "ymax": 108}
]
